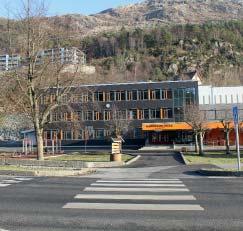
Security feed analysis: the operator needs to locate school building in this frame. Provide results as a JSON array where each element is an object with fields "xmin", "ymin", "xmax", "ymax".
[{"xmin": 42, "ymin": 81, "xmax": 243, "ymax": 147}]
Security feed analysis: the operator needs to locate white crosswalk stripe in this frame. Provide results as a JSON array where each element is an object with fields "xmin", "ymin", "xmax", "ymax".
[
  {"xmin": 91, "ymin": 183, "xmax": 185, "ymax": 187},
  {"xmin": 63, "ymin": 203, "xmax": 204, "ymax": 211},
  {"xmin": 74, "ymin": 194, "xmax": 197, "ymax": 200},
  {"xmin": 84, "ymin": 187, "xmax": 189, "ymax": 192},
  {"xmin": 63, "ymin": 178, "xmax": 204, "ymax": 211},
  {"xmin": 0, "ymin": 177, "xmax": 33, "ymax": 188}
]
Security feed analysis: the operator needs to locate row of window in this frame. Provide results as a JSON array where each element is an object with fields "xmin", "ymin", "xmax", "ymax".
[
  {"xmin": 201, "ymin": 94, "xmax": 243, "ymax": 105},
  {"xmin": 50, "ymin": 108, "xmax": 174, "ymax": 122},
  {"xmin": 41, "ymin": 89, "xmax": 173, "ymax": 104},
  {"xmin": 44, "ymin": 129, "xmax": 111, "ymax": 141},
  {"xmin": 44, "ymin": 128, "xmax": 142, "ymax": 140}
]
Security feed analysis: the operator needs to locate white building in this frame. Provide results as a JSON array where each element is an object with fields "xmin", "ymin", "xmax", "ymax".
[{"xmin": 199, "ymin": 85, "xmax": 243, "ymax": 105}]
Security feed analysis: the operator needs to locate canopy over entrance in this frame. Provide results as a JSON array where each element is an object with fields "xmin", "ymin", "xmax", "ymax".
[{"xmin": 142, "ymin": 121, "xmax": 243, "ymax": 131}]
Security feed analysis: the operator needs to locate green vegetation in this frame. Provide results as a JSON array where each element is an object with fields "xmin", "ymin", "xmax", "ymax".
[
  {"xmin": 46, "ymin": 153, "xmax": 134, "ymax": 162},
  {"xmin": 81, "ymin": 20, "xmax": 243, "ymax": 84},
  {"xmin": 184, "ymin": 151, "xmax": 243, "ymax": 165}
]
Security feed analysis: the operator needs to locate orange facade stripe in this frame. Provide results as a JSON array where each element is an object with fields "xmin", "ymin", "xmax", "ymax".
[{"xmin": 142, "ymin": 121, "xmax": 243, "ymax": 131}]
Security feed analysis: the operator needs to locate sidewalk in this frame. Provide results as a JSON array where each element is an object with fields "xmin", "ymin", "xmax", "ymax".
[
  {"xmin": 140, "ymin": 145, "xmax": 243, "ymax": 152},
  {"xmin": 215, "ymin": 163, "xmax": 243, "ymax": 170}
]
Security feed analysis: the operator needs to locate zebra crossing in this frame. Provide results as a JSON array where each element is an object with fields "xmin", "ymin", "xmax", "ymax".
[
  {"xmin": 0, "ymin": 177, "xmax": 33, "ymax": 188},
  {"xmin": 63, "ymin": 178, "xmax": 204, "ymax": 211}
]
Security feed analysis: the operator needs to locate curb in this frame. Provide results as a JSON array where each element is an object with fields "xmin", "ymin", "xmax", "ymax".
[
  {"xmin": 125, "ymin": 155, "xmax": 141, "ymax": 165},
  {"xmin": 0, "ymin": 168, "xmax": 95, "ymax": 177},
  {"xmin": 198, "ymin": 169, "xmax": 243, "ymax": 177},
  {"xmin": 179, "ymin": 152, "xmax": 189, "ymax": 165}
]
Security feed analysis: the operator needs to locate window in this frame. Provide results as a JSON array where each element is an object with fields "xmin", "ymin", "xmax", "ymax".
[
  {"xmin": 127, "ymin": 90, "xmax": 138, "ymax": 101},
  {"xmin": 138, "ymin": 90, "xmax": 149, "ymax": 100},
  {"xmin": 61, "ymin": 95, "xmax": 68, "ymax": 104},
  {"xmin": 203, "ymin": 96, "xmax": 205, "ymax": 105},
  {"xmin": 114, "ymin": 110, "xmax": 127, "ymax": 120},
  {"xmin": 121, "ymin": 91, "xmax": 126, "ymax": 101},
  {"xmin": 94, "ymin": 92, "xmax": 104, "ymax": 102},
  {"xmin": 82, "ymin": 93, "xmax": 89, "ymax": 102},
  {"xmin": 63, "ymin": 131, "xmax": 72, "ymax": 140},
  {"xmin": 110, "ymin": 91, "xmax": 116, "ymax": 101},
  {"xmin": 162, "ymin": 89, "xmax": 172, "ymax": 100},
  {"xmin": 137, "ymin": 109, "xmax": 144, "ymax": 120},
  {"xmin": 225, "ymin": 95, "xmax": 228, "ymax": 104},
  {"xmin": 51, "ymin": 113, "xmax": 58, "ymax": 122},
  {"xmin": 94, "ymin": 129, "xmax": 104, "ymax": 140},
  {"xmin": 75, "ymin": 111, "xmax": 82, "ymax": 121},
  {"xmin": 84, "ymin": 111, "xmax": 93, "ymax": 121},
  {"xmin": 105, "ymin": 92, "xmax": 110, "ymax": 102},
  {"xmin": 93, "ymin": 111, "xmax": 102, "ymax": 121},
  {"xmin": 144, "ymin": 109, "xmax": 149, "ymax": 119},
  {"xmin": 128, "ymin": 109, "xmax": 137, "ymax": 120},
  {"xmin": 132, "ymin": 90, "xmax": 138, "ymax": 100},
  {"xmin": 150, "ymin": 89, "xmax": 161, "ymax": 100},
  {"xmin": 174, "ymin": 108, "xmax": 184, "ymax": 122},
  {"xmin": 104, "ymin": 110, "xmax": 111, "ymax": 121},
  {"xmin": 63, "ymin": 112, "xmax": 72, "ymax": 121},
  {"xmin": 150, "ymin": 109, "xmax": 160, "ymax": 119},
  {"xmin": 71, "ymin": 94, "xmax": 81, "ymax": 103},
  {"xmin": 127, "ymin": 91, "xmax": 132, "ymax": 101},
  {"xmin": 161, "ymin": 108, "xmax": 173, "ymax": 119},
  {"xmin": 113, "ymin": 91, "xmax": 126, "ymax": 101}
]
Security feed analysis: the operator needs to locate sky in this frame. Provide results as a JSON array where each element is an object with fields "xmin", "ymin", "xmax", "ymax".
[{"xmin": 0, "ymin": 0, "xmax": 142, "ymax": 18}]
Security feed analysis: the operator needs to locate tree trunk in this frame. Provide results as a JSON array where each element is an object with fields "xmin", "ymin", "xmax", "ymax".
[
  {"xmin": 194, "ymin": 133, "xmax": 199, "ymax": 153},
  {"xmin": 225, "ymin": 130, "xmax": 231, "ymax": 155},
  {"xmin": 36, "ymin": 130, "xmax": 44, "ymax": 160},
  {"xmin": 198, "ymin": 132, "xmax": 204, "ymax": 156}
]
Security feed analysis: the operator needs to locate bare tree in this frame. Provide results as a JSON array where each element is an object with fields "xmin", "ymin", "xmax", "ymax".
[
  {"xmin": 106, "ymin": 104, "xmax": 130, "ymax": 139},
  {"xmin": 184, "ymin": 105, "xmax": 207, "ymax": 156},
  {"xmin": 220, "ymin": 109, "xmax": 234, "ymax": 155},
  {"xmin": 0, "ymin": 0, "xmax": 84, "ymax": 160}
]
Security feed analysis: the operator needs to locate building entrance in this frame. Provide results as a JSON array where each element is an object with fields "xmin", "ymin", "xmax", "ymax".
[{"xmin": 148, "ymin": 131, "xmax": 193, "ymax": 145}]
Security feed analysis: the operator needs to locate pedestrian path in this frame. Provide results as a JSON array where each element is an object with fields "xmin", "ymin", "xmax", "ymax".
[
  {"xmin": 63, "ymin": 178, "xmax": 204, "ymax": 211},
  {"xmin": 0, "ymin": 177, "xmax": 33, "ymax": 188}
]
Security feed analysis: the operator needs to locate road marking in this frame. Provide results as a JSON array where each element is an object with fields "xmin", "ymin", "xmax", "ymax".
[
  {"xmin": 98, "ymin": 179, "xmax": 181, "ymax": 182},
  {"xmin": 74, "ymin": 194, "xmax": 197, "ymax": 201},
  {"xmin": 14, "ymin": 178, "xmax": 33, "ymax": 181},
  {"xmin": 2, "ymin": 180, "xmax": 22, "ymax": 183},
  {"xmin": 0, "ymin": 183, "xmax": 11, "ymax": 187},
  {"xmin": 63, "ymin": 202, "xmax": 204, "ymax": 211},
  {"xmin": 84, "ymin": 187, "xmax": 189, "ymax": 192},
  {"xmin": 91, "ymin": 183, "xmax": 186, "ymax": 187},
  {"xmin": 97, "ymin": 180, "xmax": 182, "ymax": 183},
  {"xmin": 208, "ymin": 177, "xmax": 238, "ymax": 179}
]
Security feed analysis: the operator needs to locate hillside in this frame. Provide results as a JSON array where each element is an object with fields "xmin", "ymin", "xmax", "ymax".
[
  {"xmin": 50, "ymin": 0, "xmax": 243, "ymax": 37},
  {"xmin": 0, "ymin": 0, "xmax": 243, "ymax": 86}
]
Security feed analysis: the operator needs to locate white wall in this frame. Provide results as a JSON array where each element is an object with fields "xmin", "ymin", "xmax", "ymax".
[{"xmin": 199, "ymin": 85, "xmax": 243, "ymax": 105}]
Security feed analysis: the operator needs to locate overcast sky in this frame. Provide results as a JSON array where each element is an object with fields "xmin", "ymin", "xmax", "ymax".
[{"xmin": 0, "ymin": 0, "xmax": 142, "ymax": 18}]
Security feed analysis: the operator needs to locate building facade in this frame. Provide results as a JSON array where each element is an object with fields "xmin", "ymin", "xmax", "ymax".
[
  {"xmin": 0, "ymin": 47, "xmax": 86, "ymax": 72},
  {"xmin": 199, "ymin": 85, "xmax": 243, "ymax": 146},
  {"xmin": 41, "ymin": 81, "xmax": 243, "ymax": 147},
  {"xmin": 43, "ymin": 81, "xmax": 198, "ymax": 146}
]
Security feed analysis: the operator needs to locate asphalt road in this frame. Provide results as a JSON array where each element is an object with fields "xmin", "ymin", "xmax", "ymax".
[{"xmin": 0, "ymin": 151, "xmax": 243, "ymax": 231}]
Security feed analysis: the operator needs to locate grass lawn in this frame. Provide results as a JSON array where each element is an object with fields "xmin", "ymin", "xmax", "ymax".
[
  {"xmin": 0, "ymin": 165, "xmax": 32, "ymax": 171},
  {"xmin": 46, "ymin": 153, "xmax": 134, "ymax": 162},
  {"xmin": 183, "ymin": 151, "xmax": 243, "ymax": 165}
]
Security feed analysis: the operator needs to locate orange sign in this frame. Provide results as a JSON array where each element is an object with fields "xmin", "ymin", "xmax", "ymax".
[{"xmin": 142, "ymin": 123, "xmax": 192, "ymax": 131}]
